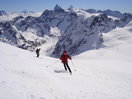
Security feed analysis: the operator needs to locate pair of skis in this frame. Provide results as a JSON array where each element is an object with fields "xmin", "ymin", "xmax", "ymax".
[{"xmin": 46, "ymin": 59, "xmax": 77, "ymax": 75}]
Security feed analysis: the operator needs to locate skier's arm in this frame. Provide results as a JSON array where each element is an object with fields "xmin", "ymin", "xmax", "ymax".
[
  {"xmin": 60, "ymin": 55, "xmax": 63, "ymax": 60},
  {"xmin": 68, "ymin": 55, "xmax": 72, "ymax": 60}
]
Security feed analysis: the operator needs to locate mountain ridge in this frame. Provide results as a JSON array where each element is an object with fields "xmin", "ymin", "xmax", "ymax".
[{"xmin": 0, "ymin": 5, "xmax": 132, "ymax": 57}]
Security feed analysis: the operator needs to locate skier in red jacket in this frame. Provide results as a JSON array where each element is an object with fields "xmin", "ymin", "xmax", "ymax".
[{"xmin": 60, "ymin": 50, "xmax": 72, "ymax": 74}]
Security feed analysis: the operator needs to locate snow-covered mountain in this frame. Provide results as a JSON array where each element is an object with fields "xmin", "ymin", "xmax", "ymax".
[
  {"xmin": 85, "ymin": 9, "xmax": 123, "ymax": 18},
  {"xmin": 52, "ymin": 13, "xmax": 115, "ymax": 57},
  {"xmin": 0, "ymin": 21, "xmax": 132, "ymax": 99},
  {"xmin": 0, "ymin": 10, "xmax": 42, "ymax": 22},
  {"xmin": 0, "ymin": 5, "xmax": 132, "ymax": 57},
  {"xmin": 0, "ymin": 10, "xmax": 7, "ymax": 16}
]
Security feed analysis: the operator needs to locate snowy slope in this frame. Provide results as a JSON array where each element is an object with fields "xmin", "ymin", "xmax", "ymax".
[{"xmin": 0, "ymin": 22, "xmax": 132, "ymax": 99}]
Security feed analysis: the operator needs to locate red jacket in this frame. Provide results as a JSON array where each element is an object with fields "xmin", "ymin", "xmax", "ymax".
[{"xmin": 60, "ymin": 53, "xmax": 71, "ymax": 62}]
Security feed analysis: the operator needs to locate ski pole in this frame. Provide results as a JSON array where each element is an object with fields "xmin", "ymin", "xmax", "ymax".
[
  {"xmin": 46, "ymin": 60, "xmax": 60, "ymax": 68},
  {"xmin": 71, "ymin": 59, "xmax": 77, "ymax": 71}
]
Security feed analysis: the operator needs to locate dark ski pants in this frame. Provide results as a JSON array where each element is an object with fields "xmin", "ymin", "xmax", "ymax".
[
  {"xmin": 63, "ymin": 62, "xmax": 72, "ymax": 73},
  {"xmin": 36, "ymin": 53, "xmax": 39, "ymax": 57}
]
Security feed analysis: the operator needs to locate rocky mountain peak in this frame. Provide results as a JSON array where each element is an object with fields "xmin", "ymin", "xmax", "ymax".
[{"xmin": 54, "ymin": 4, "xmax": 65, "ymax": 13}]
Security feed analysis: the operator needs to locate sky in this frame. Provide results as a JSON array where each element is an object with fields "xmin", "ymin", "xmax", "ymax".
[{"xmin": 0, "ymin": 0, "xmax": 132, "ymax": 13}]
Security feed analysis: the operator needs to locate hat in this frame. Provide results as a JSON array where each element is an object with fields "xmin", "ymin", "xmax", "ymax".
[{"xmin": 64, "ymin": 50, "xmax": 67, "ymax": 53}]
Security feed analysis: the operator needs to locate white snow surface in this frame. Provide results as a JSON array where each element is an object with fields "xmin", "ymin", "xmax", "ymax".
[{"xmin": 0, "ymin": 22, "xmax": 132, "ymax": 99}]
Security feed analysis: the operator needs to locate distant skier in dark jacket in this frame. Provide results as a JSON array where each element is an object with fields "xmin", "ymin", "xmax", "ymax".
[
  {"xmin": 60, "ymin": 50, "xmax": 72, "ymax": 74},
  {"xmin": 36, "ymin": 48, "xmax": 41, "ymax": 57}
]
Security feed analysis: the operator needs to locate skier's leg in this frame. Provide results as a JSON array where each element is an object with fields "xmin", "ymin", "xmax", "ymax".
[
  {"xmin": 66, "ymin": 62, "xmax": 72, "ymax": 73},
  {"xmin": 37, "ymin": 53, "xmax": 39, "ymax": 57},
  {"xmin": 63, "ymin": 62, "xmax": 67, "ymax": 71}
]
